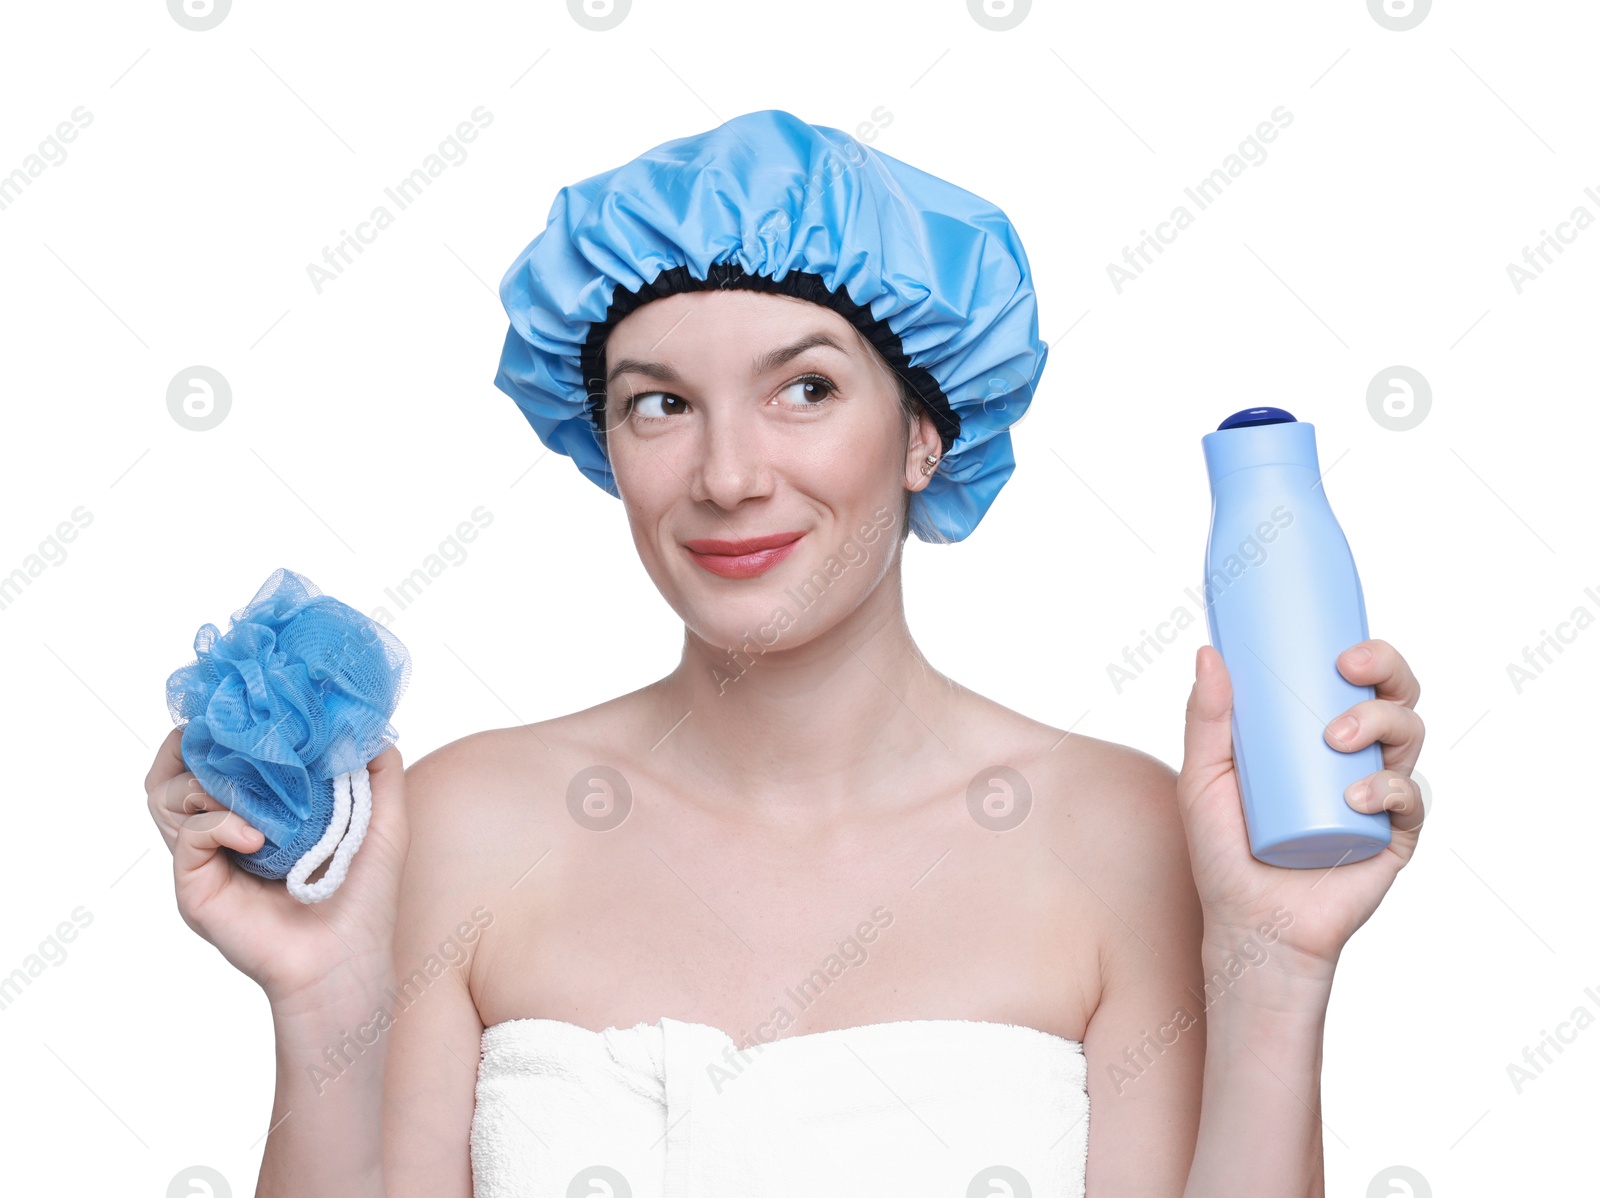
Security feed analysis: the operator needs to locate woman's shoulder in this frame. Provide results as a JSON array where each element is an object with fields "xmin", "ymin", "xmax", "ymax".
[
  {"xmin": 405, "ymin": 709, "xmax": 605, "ymax": 778},
  {"xmin": 959, "ymin": 688, "xmax": 1200, "ymax": 1009},
  {"xmin": 956, "ymin": 688, "xmax": 1186, "ymax": 859},
  {"xmin": 401, "ymin": 690, "xmax": 654, "ymax": 819},
  {"xmin": 959, "ymin": 685, "xmax": 1177, "ymax": 789},
  {"xmin": 394, "ymin": 696, "xmax": 655, "ymax": 932}
]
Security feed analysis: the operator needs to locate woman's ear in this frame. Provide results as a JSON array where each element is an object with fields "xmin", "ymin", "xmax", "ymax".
[{"xmin": 903, "ymin": 409, "xmax": 944, "ymax": 493}]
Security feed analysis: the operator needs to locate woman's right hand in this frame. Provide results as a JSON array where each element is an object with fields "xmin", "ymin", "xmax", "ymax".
[{"xmin": 145, "ymin": 727, "xmax": 409, "ymax": 1011}]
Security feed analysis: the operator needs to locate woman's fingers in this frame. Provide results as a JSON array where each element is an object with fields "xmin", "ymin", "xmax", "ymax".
[
  {"xmin": 1323, "ymin": 696, "xmax": 1425, "ymax": 774},
  {"xmin": 148, "ymin": 729, "xmax": 267, "ymax": 858},
  {"xmin": 146, "ymin": 743, "xmax": 269, "ymax": 890},
  {"xmin": 1345, "ymin": 768, "xmax": 1426, "ymax": 835},
  {"xmin": 1180, "ymin": 645, "xmax": 1236, "ymax": 798},
  {"xmin": 159, "ymin": 771, "xmax": 213, "ymax": 818},
  {"xmin": 1330, "ymin": 638, "xmax": 1427, "ymax": 861},
  {"xmin": 144, "ymin": 726, "xmax": 189, "ymax": 796},
  {"xmin": 173, "ymin": 803, "xmax": 262, "ymax": 874},
  {"xmin": 1337, "ymin": 638, "xmax": 1421, "ymax": 709},
  {"xmin": 146, "ymin": 728, "xmax": 190, "ymax": 849},
  {"xmin": 147, "ymin": 728, "xmax": 221, "ymax": 844},
  {"xmin": 149, "ymin": 767, "xmax": 220, "ymax": 848}
]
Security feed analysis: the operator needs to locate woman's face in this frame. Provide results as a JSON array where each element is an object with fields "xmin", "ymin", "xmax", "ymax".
[{"xmin": 601, "ymin": 288, "xmax": 935, "ymax": 654}]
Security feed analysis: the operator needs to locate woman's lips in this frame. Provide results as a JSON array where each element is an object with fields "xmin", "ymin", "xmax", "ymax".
[{"xmin": 683, "ymin": 532, "xmax": 805, "ymax": 579}]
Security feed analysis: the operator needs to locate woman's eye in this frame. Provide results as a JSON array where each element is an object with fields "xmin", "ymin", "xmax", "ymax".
[
  {"xmin": 775, "ymin": 375, "xmax": 837, "ymax": 409},
  {"xmin": 629, "ymin": 392, "xmax": 687, "ymax": 420}
]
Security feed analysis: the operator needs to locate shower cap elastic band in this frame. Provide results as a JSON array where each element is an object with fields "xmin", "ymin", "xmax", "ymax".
[
  {"xmin": 493, "ymin": 107, "xmax": 1049, "ymax": 543},
  {"xmin": 165, "ymin": 568, "xmax": 412, "ymax": 904}
]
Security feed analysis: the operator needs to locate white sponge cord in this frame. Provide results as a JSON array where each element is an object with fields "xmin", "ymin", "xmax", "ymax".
[{"xmin": 285, "ymin": 768, "xmax": 373, "ymax": 904}]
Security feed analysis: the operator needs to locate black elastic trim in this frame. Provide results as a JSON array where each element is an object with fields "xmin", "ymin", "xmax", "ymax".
[{"xmin": 579, "ymin": 261, "xmax": 959, "ymax": 454}]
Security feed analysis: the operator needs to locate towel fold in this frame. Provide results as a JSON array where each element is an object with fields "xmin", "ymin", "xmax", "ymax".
[{"xmin": 470, "ymin": 1016, "xmax": 1088, "ymax": 1197}]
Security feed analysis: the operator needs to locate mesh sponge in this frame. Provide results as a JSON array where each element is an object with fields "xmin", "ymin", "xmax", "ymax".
[{"xmin": 165, "ymin": 568, "xmax": 412, "ymax": 897}]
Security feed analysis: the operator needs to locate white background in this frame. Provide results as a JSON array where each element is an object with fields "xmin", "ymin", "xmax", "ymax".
[{"xmin": 1, "ymin": 1, "xmax": 1594, "ymax": 1194}]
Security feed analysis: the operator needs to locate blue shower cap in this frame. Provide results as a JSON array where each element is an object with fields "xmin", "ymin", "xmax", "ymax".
[
  {"xmin": 492, "ymin": 108, "xmax": 1048, "ymax": 543},
  {"xmin": 165, "ymin": 568, "xmax": 411, "ymax": 900}
]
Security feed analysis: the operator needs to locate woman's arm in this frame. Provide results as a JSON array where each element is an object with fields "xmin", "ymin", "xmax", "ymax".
[
  {"xmin": 1085, "ymin": 639, "xmax": 1424, "ymax": 1196},
  {"xmin": 1181, "ymin": 953, "xmax": 1331, "ymax": 1195},
  {"xmin": 1078, "ymin": 747, "xmax": 1207, "ymax": 1194},
  {"xmin": 254, "ymin": 743, "xmax": 490, "ymax": 1198},
  {"xmin": 380, "ymin": 743, "xmax": 491, "ymax": 1196},
  {"xmin": 144, "ymin": 729, "xmax": 412, "ymax": 1198},
  {"xmin": 258, "ymin": 975, "xmax": 394, "ymax": 1198},
  {"xmin": 1173, "ymin": 639, "xmax": 1426, "ymax": 1196},
  {"xmin": 1080, "ymin": 883, "xmax": 1334, "ymax": 1197}
]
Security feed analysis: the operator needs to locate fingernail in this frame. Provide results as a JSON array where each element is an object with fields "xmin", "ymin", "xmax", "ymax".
[
  {"xmin": 1346, "ymin": 780, "xmax": 1371, "ymax": 808},
  {"xmin": 1329, "ymin": 715, "xmax": 1359, "ymax": 743},
  {"xmin": 1346, "ymin": 646, "xmax": 1373, "ymax": 665}
]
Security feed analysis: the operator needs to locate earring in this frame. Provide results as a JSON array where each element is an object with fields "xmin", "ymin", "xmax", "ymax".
[{"xmin": 919, "ymin": 453, "xmax": 940, "ymax": 476}]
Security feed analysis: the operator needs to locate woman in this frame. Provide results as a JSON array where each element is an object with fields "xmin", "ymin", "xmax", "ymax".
[{"xmin": 145, "ymin": 109, "xmax": 1426, "ymax": 1196}]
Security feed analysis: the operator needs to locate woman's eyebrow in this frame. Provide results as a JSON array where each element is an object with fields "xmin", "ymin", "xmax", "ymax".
[
  {"xmin": 606, "ymin": 332, "xmax": 850, "ymax": 387},
  {"xmin": 749, "ymin": 332, "xmax": 851, "ymax": 377}
]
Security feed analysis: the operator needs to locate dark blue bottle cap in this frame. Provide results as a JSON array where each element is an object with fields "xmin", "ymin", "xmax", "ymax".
[{"xmin": 1217, "ymin": 406, "xmax": 1297, "ymax": 431}]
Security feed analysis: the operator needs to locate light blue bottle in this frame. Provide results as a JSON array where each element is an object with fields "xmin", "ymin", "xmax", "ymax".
[{"xmin": 1201, "ymin": 407, "xmax": 1390, "ymax": 868}]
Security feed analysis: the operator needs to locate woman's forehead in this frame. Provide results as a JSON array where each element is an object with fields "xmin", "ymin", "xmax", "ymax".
[
  {"xmin": 605, "ymin": 296, "xmax": 879, "ymax": 379},
  {"xmin": 608, "ymin": 289, "xmax": 856, "ymax": 346}
]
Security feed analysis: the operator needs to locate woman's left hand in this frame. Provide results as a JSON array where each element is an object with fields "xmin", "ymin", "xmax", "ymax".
[{"xmin": 1175, "ymin": 638, "xmax": 1426, "ymax": 980}]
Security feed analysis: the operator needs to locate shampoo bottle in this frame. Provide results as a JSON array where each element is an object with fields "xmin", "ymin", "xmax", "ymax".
[{"xmin": 1201, "ymin": 406, "xmax": 1391, "ymax": 868}]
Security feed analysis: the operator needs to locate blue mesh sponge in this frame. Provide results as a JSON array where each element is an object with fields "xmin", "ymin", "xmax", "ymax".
[
  {"xmin": 493, "ymin": 108, "xmax": 1049, "ymax": 543},
  {"xmin": 165, "ymin": 568, "xmax": 412, "ymax": 886}
]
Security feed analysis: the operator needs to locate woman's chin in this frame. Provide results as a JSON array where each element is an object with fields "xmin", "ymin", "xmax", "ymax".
[{"xmin": 677, "ymin": 587, "xmax": 827, "ymax": 663}]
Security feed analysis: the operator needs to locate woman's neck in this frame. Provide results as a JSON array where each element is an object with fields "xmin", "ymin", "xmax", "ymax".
[{"xmin": 642, "ymin": 576, "xmax": 962, "ymax": 820}]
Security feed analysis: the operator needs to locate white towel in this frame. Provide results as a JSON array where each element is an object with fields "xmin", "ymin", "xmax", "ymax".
[{"xmin": 470, "ymin": 1016, "xmax": 1088, "ymax": 1197}]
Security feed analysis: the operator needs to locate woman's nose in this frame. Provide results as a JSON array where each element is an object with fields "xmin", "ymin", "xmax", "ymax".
[{"xmin": 689, "ymin": 406, "xmax": 773, "ymax": 508}]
